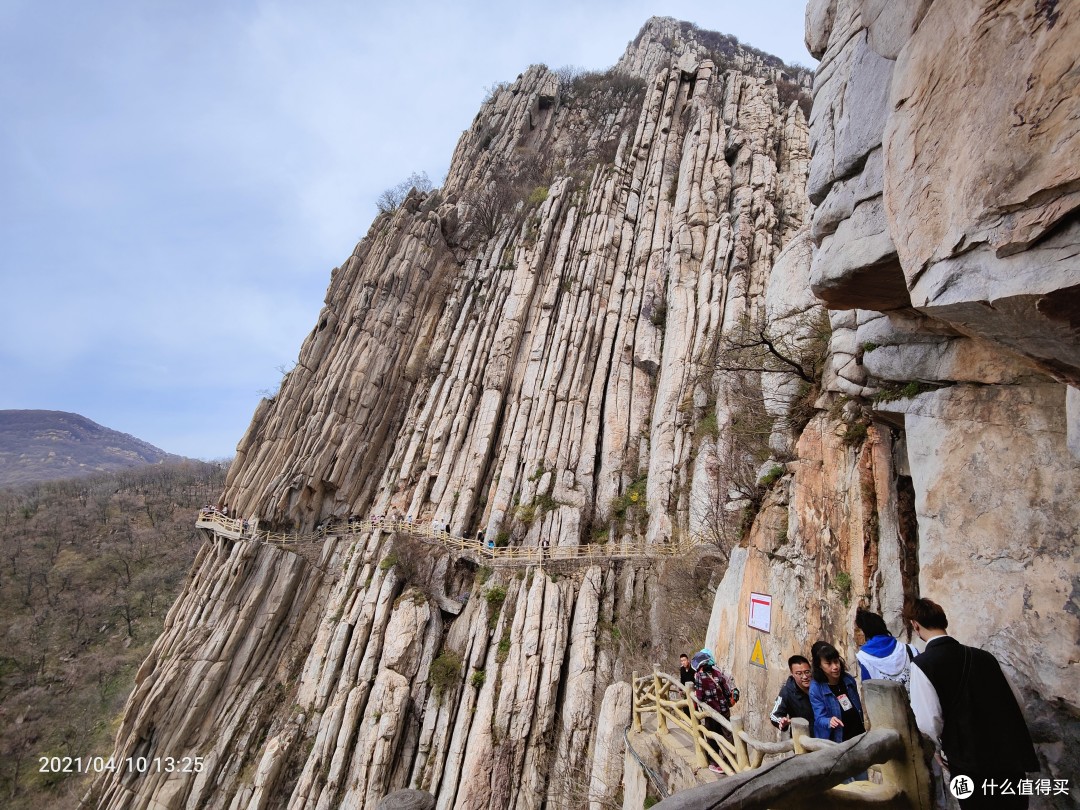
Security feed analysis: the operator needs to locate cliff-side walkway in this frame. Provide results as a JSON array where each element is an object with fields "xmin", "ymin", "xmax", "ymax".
[
  {"xmin": 632, "ymin": 673, "xmax": 934, "ymax": 809},
  {"xmin": 194, "ymin": 510, "xmax": 705, "ymax": 568}
]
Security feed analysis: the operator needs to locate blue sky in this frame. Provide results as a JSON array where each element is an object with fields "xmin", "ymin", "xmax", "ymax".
[{"xmin": 0, "ymin": 1, "xmax": 813, "ymax": 460}]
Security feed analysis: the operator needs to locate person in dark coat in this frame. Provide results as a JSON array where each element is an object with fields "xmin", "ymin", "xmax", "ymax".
[
  {"xmin": 770, "ymin": 655, "xmax": 815, "ymax": 733},
  {"xmin": 678, "ymin": 653, "xmax": 695, "ymax": 690},
  {"xmin": 675, "ymin": 653, "xmax": 696, "ymax": 719},
  {"xmin": 904, "ymin": 598, "xmax": 1039, "ymax": 809}
]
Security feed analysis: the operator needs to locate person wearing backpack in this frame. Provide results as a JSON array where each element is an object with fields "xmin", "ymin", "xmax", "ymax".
[
  {"xmin": 904, "ymin": 598, "xmax": 1039, "ymax": 808},
  {"xmin": 692, "ymin": 649, "xmax": 739, "ymax": 774},
  {"xmin": 855, "ymin": 609, "xmax": 917, "ymax": 685}
]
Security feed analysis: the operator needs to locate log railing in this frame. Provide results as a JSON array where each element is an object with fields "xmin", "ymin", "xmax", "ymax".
[
  {"xmin": 631, "ymin": 670, "xmax": 793, "ymax": 776},
  {"xmin": 634, "ymin": 676, "xmax": 933, "ymax": 809},
  {"xmin": 194, "ymin": 511, "xmax": 704, "ymax": 567}
]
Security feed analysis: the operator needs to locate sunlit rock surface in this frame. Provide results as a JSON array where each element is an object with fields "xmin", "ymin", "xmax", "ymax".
[
  {"xmin": 87, "ymin": 6, "xmax": 1079, "ymax": 808},
  {"xmin": 86, "ymin": 18, "xmax": 815, "ymax": 810},
  {"xmin": 711, "ymin": 2, "xmax": 1079, "ymax": 805}
]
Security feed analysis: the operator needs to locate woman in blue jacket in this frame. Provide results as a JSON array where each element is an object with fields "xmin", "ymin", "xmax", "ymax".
[{"xmin": 809, "ymin": 643, "xmax": 865, "ymax": 742}]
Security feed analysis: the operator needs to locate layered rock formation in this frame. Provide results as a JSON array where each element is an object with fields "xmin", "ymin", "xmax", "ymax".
[
  {"xmin": 220, "ymin": 19, "xmax": 811, "ymax": 547},
  {"xmin": 87, "ymin": 5, "xmax": 1079, "ymax": 809},
  {"xmin": 709, "ymin": 1, "xmax": 1079, "ymax": 805},
  {"xmin": 86, "ymin": 18, "xmax": 817, "ymax": 810}
]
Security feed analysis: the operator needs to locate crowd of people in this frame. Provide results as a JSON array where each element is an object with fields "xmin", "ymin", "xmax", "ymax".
[{"xmin": 679, "ymin": 599, "xmax": 1040, "ymax": 807}]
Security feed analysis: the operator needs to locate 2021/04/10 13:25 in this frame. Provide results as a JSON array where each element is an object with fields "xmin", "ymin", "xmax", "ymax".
[{"xmin": 39, "ymin": 755, "xmax": 205, "ymax": 773}]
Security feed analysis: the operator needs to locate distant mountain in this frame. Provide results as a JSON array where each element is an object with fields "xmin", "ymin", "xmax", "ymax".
[{"xmin": 0, "ymin": 410, "xmax": 182, "ymax": 487}]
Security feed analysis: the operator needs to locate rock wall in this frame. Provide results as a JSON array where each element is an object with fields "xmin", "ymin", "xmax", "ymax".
[
  {"xmin": 708, "ymin": 1, "xmax": 1079, "ymax": 805},
  {"xmin": 87, "ymin": 6, "xmax": 1078, "ymax": 808},
  {"xmin": 221, "ymin": 25, "xmax": 812, "ymax": 548},
  {"xmin": 87, "ymin": 18, "xmax": 817, "ymax": 810}
]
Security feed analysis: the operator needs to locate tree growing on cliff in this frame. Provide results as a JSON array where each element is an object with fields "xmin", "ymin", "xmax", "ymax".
[
  {"xmin": 692, "ymin": 411, "xmax": 775, "ymax": 559},
  {"xmin": 714, "ymin": 309, "xmax": 830, "ymax": 436},
  {"xmin": 552, "ymin": 64, "xmax": 585, "ymax": 95},
  {"xmin": 690, "ymin": 309, "xmax": 828, "ymax": 554},
  {"xmin": 716, "ymin": 311, "xmax": 828, "ymax": 386},
  {"xmin": 465, "ymin": 179, "xmax": 516, "ymax": 239},
  {"xmin": 376, "ymin": 171, "xmax": 434, "ymax": 214}
]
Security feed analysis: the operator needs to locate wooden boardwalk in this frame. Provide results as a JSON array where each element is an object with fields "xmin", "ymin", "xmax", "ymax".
[{"xmin": 194, "ymin": 510, "xmax": 707, "ymax": 568}]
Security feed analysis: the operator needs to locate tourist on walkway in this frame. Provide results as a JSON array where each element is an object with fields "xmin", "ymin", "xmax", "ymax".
[
  {"xmin": 904, "ymin": 598, "xmax": 1039, "ymax": 809},
  {"xmin": 855, "ymin": 609, "xmax": 917, "ymax": 686},
  {"xmin": 770, "ymin": 655, "xmax": 814, "ymax": 734},
  {"xmin": 692, "ymin": 649, "xmax": 737, "ymax": 774},
  {"xmin": 676, "ymin": 653, "xmax": 695, "ymax": 717},
  {"xmin": 809, "ymin": 643, "xmax": 865, "ymax": 743},
  {"xmin": 678, "ymin": 653, "xmax": 695, "ymax": 690}
]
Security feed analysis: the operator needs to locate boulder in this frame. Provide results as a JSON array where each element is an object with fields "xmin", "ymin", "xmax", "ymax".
[{"xmin": 377, "ymin": 789, "xmax": 436, "ymax": 810}]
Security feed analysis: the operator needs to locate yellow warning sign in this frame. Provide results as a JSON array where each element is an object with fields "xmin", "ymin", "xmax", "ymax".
[{"xmin": 749, "ymin": 637, "xmax": 767, "ymax": 669}]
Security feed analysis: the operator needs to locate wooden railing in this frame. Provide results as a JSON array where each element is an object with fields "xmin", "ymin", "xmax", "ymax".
[
  {"xmin": 194, "ymin": 512, "xmax": 705, "ymax": 567},
  {"xmin": 633, "ymin": 675, "xmax": 933, "ymax": 809},
  {"xmin": 631, "ymin": 670, "xmax": 793, "ymax": 776}
]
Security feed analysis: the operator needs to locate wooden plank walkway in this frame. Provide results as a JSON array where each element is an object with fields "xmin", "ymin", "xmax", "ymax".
[
  {"xmin": 628, "ymin": 712, "xmax": 724, "ymax": 786},
  {"xmin": 194, "ymin": 511, "xmax": 709, "ymax": 568}
]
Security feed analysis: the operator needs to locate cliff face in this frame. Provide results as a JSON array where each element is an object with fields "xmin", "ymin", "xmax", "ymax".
[
  {"xmin": 87, "ymin": 18, "xmax": 816, "ymax": 809},
  {"xmin": 711, "ymin": 0, "xmax": 1079, "ymax": 802},
  {"xmin": 220, "ymin": 18, "xmax": 811, "ymax": 546},
  {"xmin": 87, "ymin": 6, "xmax": 1079, "ymax": 809}
]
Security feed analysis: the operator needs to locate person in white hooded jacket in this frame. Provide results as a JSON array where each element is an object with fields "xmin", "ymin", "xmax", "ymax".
[{"xmin": 855, "ymin": 609, "xmax": 917, "ymax": 686}]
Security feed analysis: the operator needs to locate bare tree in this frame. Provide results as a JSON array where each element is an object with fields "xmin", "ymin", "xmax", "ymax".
[
  {"xmin": 466, "ymin": 179, "xmax": 516, "ymax": 239},
  {"xmin": 715, "ymin": 309, "xmax": 831, "ymax": 440},
  {"xmin": 552, "ymin": 64, "xmax": 585, "ymax": 95},
  {"xmin": 1, "ymin": 716, "xmax": 36, "ymax": 801},
  {"xmin": 544, "ymin": 723, "xmax": 639, "ymax": 810},
  {"xmin": 716, "ymin": 311, "xmax": 829, "ymax": 385},
  {"xmin": 376, "ymin": 171, "xmax": 434, "ymax": 214},
  {"xmin": 691, "ymin": 424, "xmax": 773, "ymax": 561},
  {"xmin": 114, "ymin": 599, "xmax": 137, "ymax": 638},
  {"xmin": 688, "ymin": 311, "xmax": 828, "ymax": 555}
]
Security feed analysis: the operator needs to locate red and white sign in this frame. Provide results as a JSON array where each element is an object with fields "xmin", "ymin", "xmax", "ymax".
[{"xmin": 748, "ymin": 592, "xmax": 772, "ymax": 633}]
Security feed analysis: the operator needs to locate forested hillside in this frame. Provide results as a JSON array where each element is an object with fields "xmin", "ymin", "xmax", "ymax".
[{"xmin": 0, "ymin": 461, "xmax": 227, "ymax": 807}]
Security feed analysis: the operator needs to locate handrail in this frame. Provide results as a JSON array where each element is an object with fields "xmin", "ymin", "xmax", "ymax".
[
  {"xmin": 194, "ymin": 511, "xmax": 708, "ymax": 567},
  {"xmin": 653, "ymin": 729, "xmax": 907, "ymax": 810},
  {"xmin": 633, "ymin": 676, "xmax": 933, "ymax": 809},
  {"xmin": 631, "ymin": 669, "xmax": 788, "ymax": 775}
]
